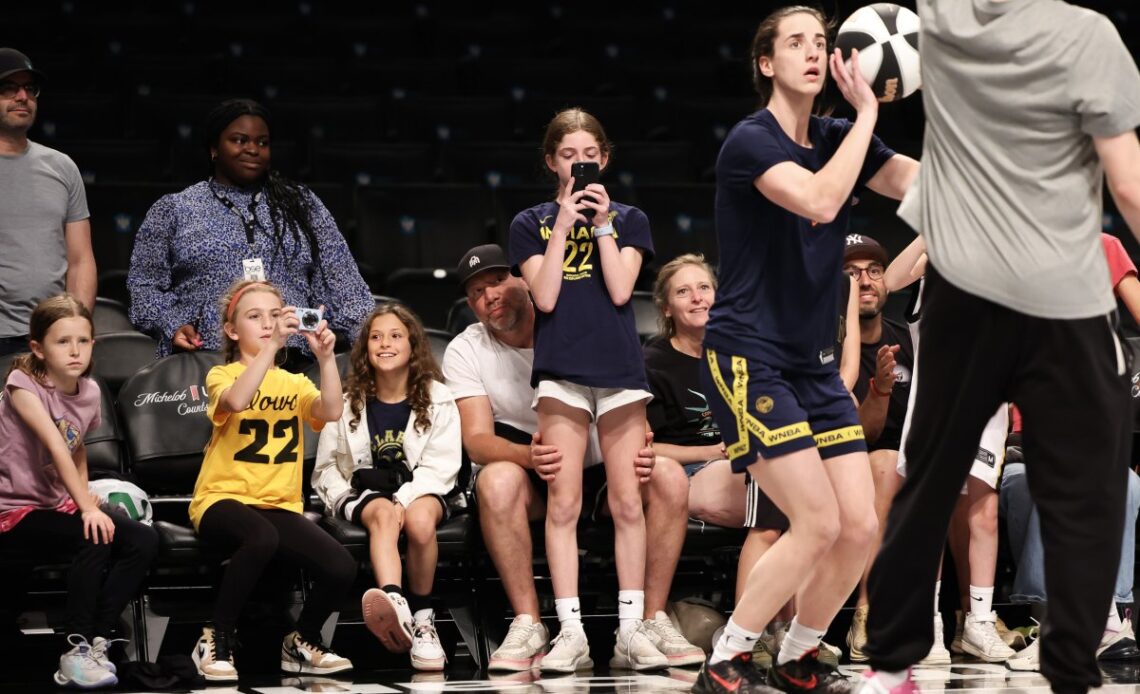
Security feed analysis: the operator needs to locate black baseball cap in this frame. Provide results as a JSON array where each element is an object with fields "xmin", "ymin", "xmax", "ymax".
[
  {"xmin": 457, "ymin": 244, "xmax": 511, "ymax": 287},
  {"xmin": 843, "ymin": 233, "xmax": 889, "ymax": 266},
  {"xmin": 0, "ymin": 48, "xmax": 45, "ymax": 83}
]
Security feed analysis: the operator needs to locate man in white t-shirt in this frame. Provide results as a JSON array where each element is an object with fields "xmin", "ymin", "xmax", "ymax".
[{"xmin": 443, "ymin": 244, "xmax": 701, "ymax": 672}]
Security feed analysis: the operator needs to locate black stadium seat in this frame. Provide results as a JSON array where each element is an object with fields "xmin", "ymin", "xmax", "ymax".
[
  {"xmin": 86, "ymin": 182, "xmax": 185, "ymax": 274},
  {"xmin": 353, "ymin": 185, "xmax": 496, "ymax": 283},
  {"xmin": 310, "ymin": 142, "xmax": 439, "ymax": 186},
  {"xmin": 630, "ymin": 291, "xmax": 659, "ymax": 343},
  {"xmin": 91, "ymin": 331, "xmax": 158, "ymax": 396},
  {"xmin": 632, "ymin": 184, "xmax": 719, "ymax": 269},
  {"xmin": 388, "ymin": 96, "xmax": 513, "ymax": 142},
  {"xmin": 385, "ymin": 268, "xmax": 466, "ymax": 332},
  {"xmin": 117, "ymin": 351, "xmax": 222, "ymax": 497},
  {"xmin": 444, "ymin": 142, "xmax": 547, "ymax": 188},
  {"xmin": 92, "ymin": 296, "xmax": 134, "ymax": 335},
  {"xmin": 446, "ymin": 297, "xmax": 477, "ymax": 336},
  {"xmin": 271, "ymin": 97, "xmax": 383, "ymax": 143},
  {"xmin": 60, "ymin": 139, "xmax": 167, "ymax": 184},
  {"xmin": 86, "ymin": 376, "xmax": 128, "ymax": 476}
]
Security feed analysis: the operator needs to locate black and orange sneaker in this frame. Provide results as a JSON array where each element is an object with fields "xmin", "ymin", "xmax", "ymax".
[
  {"xmin": 767, "ymin": 649, "xmax": 854, "ymax": 694},
  {"xmin": 693, "ymin": 652, "xmax": 783, "ymax": 694}
]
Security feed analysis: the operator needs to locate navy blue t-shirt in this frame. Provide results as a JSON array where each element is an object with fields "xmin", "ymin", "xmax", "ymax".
[
  {"xmin": 366, "ymin": 398, "xmax": 411, "ymax": 469},
  {"xmin": 704, "ymin": 109, "xmax": 895, "ymax": 373},
  {"xmin": 508, "ymin": 200, "xmax": 654, "ymax": 390}
]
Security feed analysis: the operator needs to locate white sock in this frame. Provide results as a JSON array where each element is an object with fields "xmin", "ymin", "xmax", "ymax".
[
  {"xmin": 710, "ymin": 617, "xmax": 762, "ymax": 665},
  {"xmin": 934, "ymin": 580, "xmax": 942, "ymax": 615},
  {"xmin": 617, "ymin": 590, "xmax": 644, "ymax": 637},
  {"xmin": 969, "ymin": 585, "xmax": 994, "ymax": 617},
  {"xmin": 555, "ymin": 597, "xmax": 583, "ymax": 631},
  {"xmin": 875, "ymin": 669, "xmax": 910, "ymax": 688},
  {"xmin": 413, "ymin": 608, "xmax": 433, "ymax": 624},
  {"xmin": 777, "ymin": 617, "xmax": 825, "ymax": 665},
  {"xmin": 1107, "ymin": 602, "xmax": 1123, "ymax": 634}
]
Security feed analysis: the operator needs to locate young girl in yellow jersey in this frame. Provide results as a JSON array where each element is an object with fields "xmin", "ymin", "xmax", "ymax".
[
  {"xmin": 188, "ymin": 280, "xmax": 356, "ymax": 682},
  {"xmin": 313, "ymin": 302, "xmax": 461, "ymax": 671}
]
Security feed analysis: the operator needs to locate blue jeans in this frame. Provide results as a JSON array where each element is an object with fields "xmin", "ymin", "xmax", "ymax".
[{"xmin": 1000, "ymin": 462, "xmax": 1140, "ymax": 603}]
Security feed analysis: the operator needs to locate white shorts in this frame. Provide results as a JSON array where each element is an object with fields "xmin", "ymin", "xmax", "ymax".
[
  {"xmin": 897, "ymin": 373, "xmax": 1008, "ymax": 492},
  {"xmin": 532, "ymin": 379, "xmax": 653, "ymax": 421}
]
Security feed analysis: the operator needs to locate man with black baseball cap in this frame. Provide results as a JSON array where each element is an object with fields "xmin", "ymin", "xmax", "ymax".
[
  {"xmin": 839, "ymin": 233, "xmax": 919, "ymax": 662},
  {"xmin": 442, "ymin": 243, "xmax": 699, "ymax": 671},
  {"xmin": 0, "ymin": 47, "xmax": 95, "ymax": 355}
]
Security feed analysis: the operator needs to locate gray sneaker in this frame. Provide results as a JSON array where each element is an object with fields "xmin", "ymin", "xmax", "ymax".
[
  {"xmin": 610, "ymin": 622, "xmax": 669, "ymax": 671},
  {"xmin": 540, "ymin": 627, "xmax": 593, "ymax": 674},
  {"xmin": 489, "ymin": 614, "xmax": 549, "ymax": 671},
  {"xmin": 642, "ymin": 611, "xmax": 706, "ymax": 667}
]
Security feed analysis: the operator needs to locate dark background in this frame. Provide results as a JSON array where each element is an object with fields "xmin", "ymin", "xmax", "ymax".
[{"xmin": 4, "ymin": 1, "xmax": 1138, "ymax": 325}]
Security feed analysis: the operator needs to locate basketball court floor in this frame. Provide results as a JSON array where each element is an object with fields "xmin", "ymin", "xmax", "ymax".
[{"xmin": 7, "ymin": 660, "xmax": 1140, "ymax": 693}]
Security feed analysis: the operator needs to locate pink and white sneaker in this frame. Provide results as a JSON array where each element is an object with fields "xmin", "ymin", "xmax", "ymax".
[{"xmin": 855, "ymin": 668, "xmax": 919, "ymax": 694}]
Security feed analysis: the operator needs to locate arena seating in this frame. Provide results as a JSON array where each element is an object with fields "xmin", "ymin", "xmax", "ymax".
[{"xmin": 6, "ymin": 0, "xmax": 1136, "ymax": 671}]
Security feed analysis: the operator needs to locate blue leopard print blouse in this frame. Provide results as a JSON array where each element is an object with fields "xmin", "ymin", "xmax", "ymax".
[{"xmin": 127, "ymin": 180, "xmax": 373, "ymax": 357}]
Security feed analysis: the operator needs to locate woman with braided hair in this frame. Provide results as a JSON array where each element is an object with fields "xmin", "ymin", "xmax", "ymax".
[{"xmin": 128, "ymin": 98, "xmax": 372, "ymax": 367}]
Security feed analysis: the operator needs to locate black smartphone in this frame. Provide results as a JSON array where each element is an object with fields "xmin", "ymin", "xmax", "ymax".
[{"xmin": 570, "ymin": 161, "xmax": 600, "ymax": 205}]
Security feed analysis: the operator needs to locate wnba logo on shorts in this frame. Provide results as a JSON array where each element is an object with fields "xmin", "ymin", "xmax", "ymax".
[{"xmin": 755, "ymin": 396, "xmax": 774, "ymax": 414}]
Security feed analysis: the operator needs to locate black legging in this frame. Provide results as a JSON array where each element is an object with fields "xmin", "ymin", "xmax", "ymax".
[
  {"xmin": 197, "ymin": 500, "xmax": 356, "ymax": 639},
  {"xmin": 0, "ymin": 508, "xmax": 158, "ymax": 640}
]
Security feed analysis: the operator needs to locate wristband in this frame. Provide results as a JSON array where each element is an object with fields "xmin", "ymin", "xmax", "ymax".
[
  {"xmin": 592, "ymin": 223, "xmax": 615, "ymax": 238},
  {"xmin": 869, "ymin": 376, "xmax": 892, "ymax": 398}
]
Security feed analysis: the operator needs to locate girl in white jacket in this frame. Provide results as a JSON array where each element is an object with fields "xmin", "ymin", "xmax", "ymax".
[{"xmin": 313, "ymin": 302, "xmax": 461, "ymax": 671}]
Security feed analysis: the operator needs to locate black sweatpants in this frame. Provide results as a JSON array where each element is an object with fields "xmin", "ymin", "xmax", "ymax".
[
  {"xmin": 0, "ymin": 509, "xmax": 158, "ymax": 640},
  {"xmin": 197, "ymin": 500, "xmax": 356, "ymax": 640},
  {"xmin": 865, "ymin": 266, "xmax": 1131, "ymax": 694}
]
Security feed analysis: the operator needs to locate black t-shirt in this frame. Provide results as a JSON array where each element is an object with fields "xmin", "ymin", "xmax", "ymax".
[
  {"xmin": 704, "ymin": 109, "xmax": 895, "ymax": 373},
  {"xmin": 851, "ymin": 319, "xmax": 915, "ymax": 451},
  {"xmin": 365, "ymin": 398, "xmax": 411, "ymax": 469},
  {"xmin": 644, "ymin": 337, "xmax": 722, "ymax": 447},
  {"xmin": 508, "ymin": 200, "xmax": 655, "ymax": 390}
]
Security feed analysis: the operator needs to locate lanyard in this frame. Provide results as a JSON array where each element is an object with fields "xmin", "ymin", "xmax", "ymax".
[{"xmin": 209, "ymin": 180, "xmax": 264, "ymax": 246}]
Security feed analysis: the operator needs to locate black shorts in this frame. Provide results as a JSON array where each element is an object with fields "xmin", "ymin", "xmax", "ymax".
[
  {"xmin": 743, "ymin": 471, "xmax": 790, "ymax": 531},
  {"xmin": 344, "ymin": 491, "xmax": 449, "ymax": 526},
  {"xmin": 700, "ymin": 348, "xmax": 867, "ymax": 473},
  {"xmin": 474, "ymin": 462, "xmax": 610, "ymax": 522}
]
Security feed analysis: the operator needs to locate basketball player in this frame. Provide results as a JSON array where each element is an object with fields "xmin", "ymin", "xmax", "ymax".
[
  {"xmin": 859, "ymin": 3, "xmax": 1140, "ymax": 694},
  {"xmin": 691, "ymin": 6, "xmax": 919, "ymax": 694}
]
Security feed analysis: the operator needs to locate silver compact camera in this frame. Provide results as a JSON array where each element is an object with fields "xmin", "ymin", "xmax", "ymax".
[{"xmin": 296, "ymin": 307, "xmax": 324, "ymax": 331}]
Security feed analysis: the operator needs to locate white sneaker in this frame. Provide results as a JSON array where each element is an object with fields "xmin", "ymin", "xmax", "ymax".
[
  {"xmin": 280, "ymin": 630, "xmax": 353, "ymax": 675},
  {"xmin": 410, "ymin": 618, "xmax": 447, "ymax": 671},
  {"xmin": 362, "ymin": 588, "xmax": 414, "ymax": 653},
  {"xmin": 192, "ymin": 626, "xmax": 238, "ymax": 682},
  {"xmin": 642, "ymin": 611, "xmax": 705, "ymax": 667},
  {"xmin": 1007, "ymin": 638, "xmax": 1040, "ymax": 672},
  {"xmin": 53, "ymin": 634, "xmax": 118, "ymax": 689},
  {"xmin": 961, "ymin": 612, "xmax": 1016, "ymax": 662},
  {"xmin": 1098, "ymin": 618, "xmax": 1140, "ymax": 660},
  {"xmin": 540, "ymin": 627, "xmax": 593, "ymax": 673},
  {"xmin": 610, "ymin": 622, "xmax": 669, "ymax": 671},
  {"xmin": 489, "ymin": 614, "xmax": 550, "ymax": 671},
  {"xmin": 90, "ymin": 636, "xmax": 126, "ymax": 674},
  {"xmin": 919, "ymin": 613, "xmax": 952, "ymax": 666},
  {"xmin": 854, "ymin": 667, "xmax": 919, "ymax": 694}
]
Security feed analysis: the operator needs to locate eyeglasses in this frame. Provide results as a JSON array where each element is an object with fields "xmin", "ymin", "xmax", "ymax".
[
  {"xmin": 0, "ymin": 81, "xmax": 40, "ymax": 99},
  {"xmin": 844, "ymin": 264, "xmax": 885, "ymax": 281}
]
